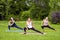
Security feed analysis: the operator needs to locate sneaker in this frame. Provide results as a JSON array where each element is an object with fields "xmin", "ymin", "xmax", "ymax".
[{"xmin": 43, "ymin": 33, "xmax": 46, "ymax": 34}]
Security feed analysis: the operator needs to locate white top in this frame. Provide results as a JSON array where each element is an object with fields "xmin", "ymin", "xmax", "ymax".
[
  {"xmin": 9, "ymin": 20, "xmax": 15, "ymax": 26},
  {"xmin": 27, "ymin": 22, "xmax": 33, "ymax": 28},
  {"xmin": 43, "ymin": 20, "xmax": 48, "ymax": 26}
]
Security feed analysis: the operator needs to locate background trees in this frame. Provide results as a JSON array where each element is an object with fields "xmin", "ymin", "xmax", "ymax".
[
  {"xmin": 30, "ymin": 0, "xmax": 50, "ymax": 20},
  {"xmin": 0, "ymin": 0, "xmax": 60, "ymax": 23},
  {"xmin": 49, "ymin": 0, "xmax": 60, "ymax": 23}
]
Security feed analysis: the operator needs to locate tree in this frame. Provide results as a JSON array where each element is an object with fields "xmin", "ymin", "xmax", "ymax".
[
  {"xmin": 30, "ymin": 0, "xmax": 50, "ymax": 20},
  {"xmin": 0, "ymin": 0, "xmax": 6, "ymax": 20},
  {"xmin": 49, "ymin": 0, "xmax": 60, "ymax": 11}
]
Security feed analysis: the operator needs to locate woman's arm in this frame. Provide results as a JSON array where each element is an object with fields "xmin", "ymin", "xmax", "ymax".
[
  {"xmin": 8, "ymin": 21, "xmax": 12, "ymax": 26},
  {"xmin": 48, "ymin": 20, "xmax": 50, "ymax": 25},
  {"xmin": 31, "ymin": 21, "xmax": 34, "ymax": 27}
]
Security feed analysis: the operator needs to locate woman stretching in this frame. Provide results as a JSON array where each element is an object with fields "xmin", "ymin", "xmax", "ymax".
[
  {"xmin": 41, "ymin": 17, "xmax": 56, "ymax": 31},
  {"xmin": 8, "ymin": 17, "xmax": 23, "ymax": 30},
  {"xmin": 24, "ymin": 18, "xmax": 44, "ymax": 34}
]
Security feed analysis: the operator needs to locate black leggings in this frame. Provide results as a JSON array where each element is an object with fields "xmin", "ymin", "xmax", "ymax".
[
  {"xmin": 24, "ymin": 27, "xmax": 43, "ymax": 34},
  {"xmin": 41, "ymin": 25, "xmax": 55, "ymax": 30}
]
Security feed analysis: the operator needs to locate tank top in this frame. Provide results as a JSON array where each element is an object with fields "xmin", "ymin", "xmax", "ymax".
[
  {"xmin": 9, "ymin": 20, "xmax": 15, "ymax": 26},
  {"xmin": 43, "ymin": 20, "xmax": 48, "ymax": 26},
  {"xmin": 27, "ymin": 22, "xmax": 32, "ymax": 28}
]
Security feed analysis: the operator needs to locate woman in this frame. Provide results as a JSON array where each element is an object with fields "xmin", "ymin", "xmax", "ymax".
[
  {"xmin": 24, "ymin": 18, "xmax": 44, "ymax": 34},
  {"xmin": 41, "ymin": 17, "xmax": 56, "ymax": 31},
  {"xmin": 8, "ymin": 17, "xmax": 23, "ymax": 30}
]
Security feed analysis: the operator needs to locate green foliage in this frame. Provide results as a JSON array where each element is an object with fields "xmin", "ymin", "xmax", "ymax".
[
  {"xmin": 30, "ymin": 0, "xmax": 50, "ymax": 20},
  {"xmin": 0, "ymin": 0, "xmax": 60, "ymax": 21},
  {"xmin": 20, "ymin": 11, "xmax": 30, "ymax": 20},
  {"xmin": 49, "ymin": 0, "xmax": 60, "ymax": 11},
  {"xmin": 5, "ymin": 14, "xmax": 20, "ymax": 20}
]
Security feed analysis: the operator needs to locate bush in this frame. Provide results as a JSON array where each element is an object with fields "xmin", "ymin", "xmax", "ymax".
[
  {"xmin": 49, "ymin": 11, "xmax": 60, "ymax": 24},
  {"xmin": 20, "ymin": 11, "xmax": 30, "ymax": 20},
  {"xmin": 5, "ymin": 14, "xmax": 20, "ymax": 21},
  {"xmin": 30, "ymin": 7, "xmax": 49, "ymax": 20}
]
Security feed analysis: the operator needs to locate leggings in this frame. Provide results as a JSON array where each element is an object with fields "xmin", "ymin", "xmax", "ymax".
[
  {"xmin": 8, "ymin": 23, "xmax": 23, "ymax": 30},
  {"xmin": 41, "ymin": 25, "xmax": 55, "ymax": 30},
  {"xmin": 24, "ymin": 27, "xmax": 43, "ymax": 34}
]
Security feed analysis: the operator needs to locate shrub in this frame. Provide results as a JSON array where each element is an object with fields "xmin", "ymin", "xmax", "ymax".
[
  {"xmin": 49, "ymin": 11, "xmax": 60, "ymax": 24},
  {"xmin": 20, "ymin": 11, "xmax": 30, "ymax": 20},
  {"xmin": 5, "ymin": 14, "xmax": 20, "ymax": 21}
]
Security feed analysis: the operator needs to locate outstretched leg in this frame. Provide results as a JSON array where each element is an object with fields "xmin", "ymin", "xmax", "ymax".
[
  {"xmin": 31, "ymin": 27, "xmax": 44, "ymax": 34},
  {"xmin": 13, "ymin": 23, "xmax": 23, "ymax": 30},
  {"xmin": 14, "ymin": 25, "xmax": 23, "ymax": 30},
  {"xmin": 47, "ymin": 25, "xmax": 56, "ymax": 30}
]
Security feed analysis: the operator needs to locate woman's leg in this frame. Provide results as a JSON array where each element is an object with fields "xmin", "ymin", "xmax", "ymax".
[
  {"xmin": 41, "ymin": 26, "xmax": 46, "ymax": 32},
  {"xmin": 47, "ymin": 25, "xmax": 56, "ymax": 30},
  {"xmin": 24, "ymin": 27, "xmax": 27, "ymax": 34},
  {"xmin": 31, "ymin": 27, "xmax": 43, "ymax": 34},
  {"xmin": 8, "ymin": 25, "xmax": 11, "ymax": 30},
  {"xmin": 41, "ymin": 26, "xmax": 45, "ymax": 29},
  {"xmin": 13, "ymin": 23, "xmax": 23, "ymax": 30}
]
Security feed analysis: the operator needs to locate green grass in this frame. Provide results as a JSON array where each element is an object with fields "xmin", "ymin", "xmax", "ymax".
[{"xmin": 0, "ymin": 21, "xmax": 60, "ymax": 40}]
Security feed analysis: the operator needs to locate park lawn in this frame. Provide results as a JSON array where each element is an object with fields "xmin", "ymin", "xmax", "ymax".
[{"xmin": 0, "ymin": 21, "xmax": 60, "ymax": 40}]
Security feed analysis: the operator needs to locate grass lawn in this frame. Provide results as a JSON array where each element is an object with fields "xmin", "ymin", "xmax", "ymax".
[{"xmin": 0, "ymin": 21, "xmax": 60, "ymax": 40}]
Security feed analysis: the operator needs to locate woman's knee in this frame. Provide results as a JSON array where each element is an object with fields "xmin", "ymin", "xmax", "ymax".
[
  {"xmin": 24, "ymin": 27, "xmax": 26, "ymax": 29},
  {"xmin": 41, "ymin": 26, "xmax": 44, "ymax": 29}
]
